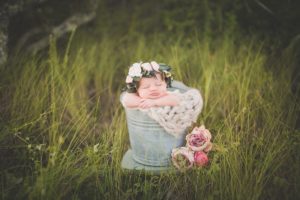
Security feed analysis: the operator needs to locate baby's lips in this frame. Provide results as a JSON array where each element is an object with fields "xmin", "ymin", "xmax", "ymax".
[{"xmin": 150, "ymin": 92, "xmax": 160, "ymax": 96}]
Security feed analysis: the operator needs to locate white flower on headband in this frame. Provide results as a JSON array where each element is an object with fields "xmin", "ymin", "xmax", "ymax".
[
  {"xmin": 125, "ymin": 75, "xmax": 133, "ymax": 83},
  {"xmin": 141, "ymin": 62, "xmax": 152, "ymax": 71},
  {"xmin": 151, "ymin": 61, "xmax": 160, "ymax": 72},
  {"xmin": 128, "ymin": 63, "xmax": 142, "ymax": 77}
]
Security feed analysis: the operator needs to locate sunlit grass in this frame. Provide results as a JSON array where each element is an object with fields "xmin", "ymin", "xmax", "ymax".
[{"xmin": 0, "ymin": 31, "xmax": 299, "ymax": 199}]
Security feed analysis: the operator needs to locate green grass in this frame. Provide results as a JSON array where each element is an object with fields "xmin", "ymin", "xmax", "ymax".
[{"xmin": 0, "ymin": 31, "xmax": 299, "ymax": 199}]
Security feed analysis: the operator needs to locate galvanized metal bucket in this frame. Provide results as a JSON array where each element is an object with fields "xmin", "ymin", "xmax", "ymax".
[{"xmin": 121, "ymin": 81, "xmax": 191, "ymax": 171}]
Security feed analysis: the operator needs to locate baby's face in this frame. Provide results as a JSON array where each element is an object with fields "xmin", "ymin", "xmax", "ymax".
[{"xmin": 137, "ymin": 74, "xmax": 167, "ymax": 99}]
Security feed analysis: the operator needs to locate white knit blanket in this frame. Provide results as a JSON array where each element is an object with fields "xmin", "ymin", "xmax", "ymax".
[{"xmin": 140, "ymin": 89, "xmax": 203, "ymax": 138}]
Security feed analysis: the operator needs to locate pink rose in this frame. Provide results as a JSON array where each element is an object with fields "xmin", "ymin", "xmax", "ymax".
[
  {"xmin": 150, "ymin": 61, "xmax": 160, "ymax": 72},
  {"xmin": 125, "ymin": 75, "xmax": 133, "ymax": 83},
  {"xmin": 171, "ymin": 147, "xmax": 194, "ymax": 170},
  {"xmin": 191, "ymin": 125, "xmax": 212, "ymax": 140},
  {"xmin": 141, "ymin": 62, "xmax": 153, "ymax": 71},
  {"xmin": 194, "ymin": 151, "xmax": 209, "ymax": 167},
  {"xmin": 186, "ymin": 125, "xmax": 212, "ymax": 152}
]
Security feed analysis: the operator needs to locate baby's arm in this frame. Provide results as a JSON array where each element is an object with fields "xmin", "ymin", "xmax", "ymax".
[
  {"xmin": 139, "ymin": 94, "xmax": 179, "ymax": 109},
  {"xmin": 122, "ymin": 92, "xmax": 179, "ymax": 109},
  {"xmin": 122, "ymin": 92, "xmax": 142, "ymax": 108}
]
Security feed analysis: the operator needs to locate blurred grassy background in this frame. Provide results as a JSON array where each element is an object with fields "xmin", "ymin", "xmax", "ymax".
[{"xmin": 0, "ymin": 0, "xmax": 299, "ymax": 199}]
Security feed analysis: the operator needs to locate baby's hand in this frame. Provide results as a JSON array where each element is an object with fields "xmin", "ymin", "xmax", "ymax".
[{"xmin": 139, "ymin": 99, "xmax": 156, "ymax": 109}]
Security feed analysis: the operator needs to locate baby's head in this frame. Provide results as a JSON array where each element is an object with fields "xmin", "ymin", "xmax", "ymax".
[
  {"xmin": 137, "ymin": 73, "xmax": 167, "ymax": 99},
  {"xmin": 125, "ymin": 61, "xmax": 173, "ymax": 98}
]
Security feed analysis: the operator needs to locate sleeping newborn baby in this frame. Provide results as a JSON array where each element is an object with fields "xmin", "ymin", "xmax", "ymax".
[{"xmin": 121, "ymin": 61, "xmax": 203, "ymax": 138}]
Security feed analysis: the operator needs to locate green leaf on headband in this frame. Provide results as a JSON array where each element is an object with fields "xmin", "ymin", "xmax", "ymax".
[
  {"xmin": 159, "ymin": 63, "xmax": 171, "ymax": 71},
  {"xmin": 149, "ymin": 71, "xmax": 156, "ymax": 76},
  {"xmin": 127, "ymin": 87, "xmax": 136, "ymax": 93},
  {"xmin": 126, "ymin": 84, "xmax": 137, "ymax": 93},
  {"xmin": 133, "ymin": 77, "xmax": 141, "ymax": 81},
  {"xmin": 127, "ymin": 84, "xmax": 134, "ymax": 88},
  {"xmin": 144, "ymin": 71, "xmax": 151, "ymax": 76},
  {"xmin": 141, "ymin": 70, "xmax": 156, "ymax": 78}
]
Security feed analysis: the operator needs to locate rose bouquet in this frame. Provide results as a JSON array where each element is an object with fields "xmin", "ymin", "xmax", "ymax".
[{"xmin": 171, "ymin": 125, "xmax": 213, "ymax": 170}]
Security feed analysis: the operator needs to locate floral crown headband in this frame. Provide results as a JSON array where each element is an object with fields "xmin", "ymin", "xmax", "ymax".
[{"xmin": 125, "ymin": 61, "xmax": 173, "ymax": 93}]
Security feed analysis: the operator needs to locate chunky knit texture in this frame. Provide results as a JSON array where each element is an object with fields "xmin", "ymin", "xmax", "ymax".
[{"xmin": 140, "ymin": 89, "xmax": 203, "ymax": 138}]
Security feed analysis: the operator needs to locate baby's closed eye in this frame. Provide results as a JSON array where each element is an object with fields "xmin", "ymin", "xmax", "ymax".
[{"xmin": 141, "ymin": 85, "xmax": 150, "ymax": 89}]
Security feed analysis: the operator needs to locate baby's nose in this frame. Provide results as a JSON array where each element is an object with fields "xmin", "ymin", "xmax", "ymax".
[{"xmin": 149, "ymin": 85, "xmax": 157, "ymax": 90}]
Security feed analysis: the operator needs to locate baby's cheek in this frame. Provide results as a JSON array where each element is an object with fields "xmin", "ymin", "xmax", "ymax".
[{"xmin": 160, "ymin": 86, "xmax": 167, "ymax": 93}]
